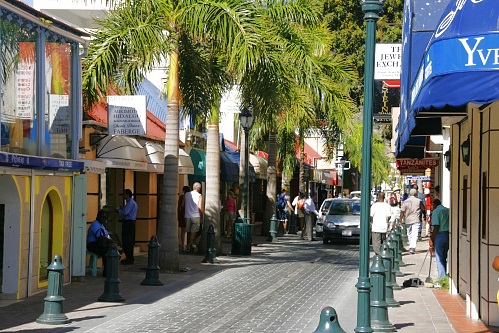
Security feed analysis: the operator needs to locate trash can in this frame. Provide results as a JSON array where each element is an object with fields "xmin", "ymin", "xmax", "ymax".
[{"xmin": 231, "ymin": 219, "xmax": 253, "ymax": 256}]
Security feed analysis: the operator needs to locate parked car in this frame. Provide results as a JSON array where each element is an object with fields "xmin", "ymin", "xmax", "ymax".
[
  {"xmin": 315, "ymin": 198, "xmax": 334, "ymax": 237},
  {"xmin": 321, "ymin": 198, "xmax": 361, "ymax": 244}
]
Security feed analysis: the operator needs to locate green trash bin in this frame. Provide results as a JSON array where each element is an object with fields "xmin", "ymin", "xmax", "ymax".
[{"xmin": 231, "ymin": 219, "xmax": 253, "ymax": 256}]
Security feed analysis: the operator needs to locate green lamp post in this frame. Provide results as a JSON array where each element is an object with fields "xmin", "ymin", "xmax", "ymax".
[
  {"xmin": 240, "ymin": 107, "xmax": 255, "ymax": 222},
  {"xmin": 356, "ymin": 0, "xmax": 384, "ymax": 332}
]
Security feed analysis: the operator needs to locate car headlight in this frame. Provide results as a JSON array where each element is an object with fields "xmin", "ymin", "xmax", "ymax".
[{"xmin": 324, "ymin": 221, "xmax": 336, "ymax": 228}]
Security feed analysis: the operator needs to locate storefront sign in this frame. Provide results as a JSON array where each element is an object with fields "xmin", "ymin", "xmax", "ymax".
[
  {"xmin": 405, "ymin": 175, "xmax": 431, "ymax": 181},
  {"xmin": 49, "ymin": 94, "xmax": 70, "ymax": 134},
  {"xmin": 0, "ymin": 152, "xmax": 83, "ymax": 171},
  {"xmin": 374, "ymin": 43, "xmax": 402, "ymax": 80},
  {"xmin": 374, "ymin": 81, "xmax": 400, "ymax": 123},
  {"xmin": 107, "ymin": 96, "xmax": 147, "ymax": 136},
  {"xmin": 396, "ymin": 158, "xmax": 439, "ymax": 168}
]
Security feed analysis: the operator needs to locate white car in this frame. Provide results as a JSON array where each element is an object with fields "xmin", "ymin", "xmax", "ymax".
[{"xmin": 315, "ymin": 198, "xmax": 334, "ymax": 237}]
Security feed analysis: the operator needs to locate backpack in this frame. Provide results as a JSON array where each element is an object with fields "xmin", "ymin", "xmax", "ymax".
[
  {"xmin": 277, "ymin": 194, "xmax": 287, "ymax": 211},
  {"xmin": 297, "ymin": 198, "xmax": 305, "ymax": 211}
]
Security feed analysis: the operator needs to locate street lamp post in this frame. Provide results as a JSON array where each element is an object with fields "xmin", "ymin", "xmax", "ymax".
[
  {"xmin": 356, "ymin": 1, "xmax": 384, "ymax": 332},
  {"xmin": 240, "ymin": 107, "xmax": 255, "ymax": 222},
  {"xmin": 340, "ymin": 156, "xmax": 346, "ymax": 197}
]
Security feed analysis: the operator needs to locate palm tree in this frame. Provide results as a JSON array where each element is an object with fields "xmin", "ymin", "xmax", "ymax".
[
  {"xmin": 240, "ymin": 14, "xmax": 358, "ymax": 233},
  {"xmin": 83, "ymin": 0, "xmax": 262, "ymax": 270},
  {"xmin": 83, "ymin": 0, "xmax": 335, "ymax": 267}
]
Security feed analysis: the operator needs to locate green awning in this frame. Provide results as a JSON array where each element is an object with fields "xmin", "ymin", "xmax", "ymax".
[{"xmin": 188, "ymin": 148, "xmax": 206, "ymax": 182}]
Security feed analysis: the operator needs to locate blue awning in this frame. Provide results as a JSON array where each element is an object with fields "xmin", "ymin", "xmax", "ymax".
[
  {"xmin": 398, "ymin": 0, "xmax": 499, "ymax": 156},
  {"xmin": 221, "ymin": 151, "xmax": 256, "ymax": 183},
  {"xmin": 397, "ymin": 0, "xmax": 453, "ymax": 156}
]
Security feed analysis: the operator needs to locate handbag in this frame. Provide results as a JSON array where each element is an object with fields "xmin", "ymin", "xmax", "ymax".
[{"xmin": 96, "ymin": 228, "xmax": 111, "ymax": 253}]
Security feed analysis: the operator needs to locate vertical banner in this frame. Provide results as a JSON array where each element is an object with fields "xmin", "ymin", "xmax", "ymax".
[
  {"xmin": 107, "ymin": 95, "xmax": 147, "ymax": 136},
  {"xmin": 16, "ymin": 42, "xmax": 35, "ymax": 119}
]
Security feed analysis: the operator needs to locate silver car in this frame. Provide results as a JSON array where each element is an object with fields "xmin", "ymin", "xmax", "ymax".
[{"xmin": 320, "ymin": 198, "xmax": 361, "ymax": 244}]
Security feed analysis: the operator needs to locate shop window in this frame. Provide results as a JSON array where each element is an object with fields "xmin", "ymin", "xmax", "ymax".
[
  {"xmin": 44, "ymin": 41, "xmax": 72, "ymax": 159},
  {"xmin": 0, "ymin": 16, "xmax": 37, "ymax": 155}
]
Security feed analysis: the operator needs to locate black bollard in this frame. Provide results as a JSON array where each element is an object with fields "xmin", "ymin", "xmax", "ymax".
[
  {"xmin": 267, "ymin": 214, "xmax": 278, "ymax": 242},
  {"xmin": 393, "ymin": 226, "xmax": 406, "ymax": 267},
  {"xmin": 370, "ymin": 255, "xmax": 395, "ymax": 332},
  {"xmin": 141, "ymin": 236, "xmax": 163, "ymax": 285},
  {"xmin": 202, "ymin": 224, "xmax": 219, "ymax": 264},
  {"xmin": 98, "ymin": 243, "xmax": 125, "ymax": 302},
  {"xmin": 380, "ymin": 244, "xmax": 399, "ymax": 308},
  {"xmin": 313, "ymin": 306, "xmax": 346, "ymax": 333},
  {"xmin": 36, "ymin": 255, "xmax": 69, "ymax": 325}
]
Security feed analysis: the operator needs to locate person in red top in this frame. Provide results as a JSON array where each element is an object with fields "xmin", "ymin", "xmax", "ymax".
[{"xmin": 224, "ymin": 191, "xmax": 237, "ymax": 238}]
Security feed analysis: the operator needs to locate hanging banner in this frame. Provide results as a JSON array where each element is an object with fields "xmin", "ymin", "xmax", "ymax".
[
  {"xmin": 374, "ymin": 43, "xmax": 402, "ymax": 80},
  {"xmin": 16, "ymin": 42, "xmax": 35, "ymax": 119},
  {"xmin": 107, "ymin": 95, "xmax": 147, "ymax": 136}
]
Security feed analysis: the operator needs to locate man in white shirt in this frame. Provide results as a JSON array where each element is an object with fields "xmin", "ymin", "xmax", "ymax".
[
  {"xmin": 370, "ymin": 192, "xmax": 391, "ymax": 255},
  {"xmin": 184, "ymin": 182, "xmax": 203, "ymax": 252},
  {"xmin": 303, "ymin": 193, "xmax": 319, "ymax": 241}
]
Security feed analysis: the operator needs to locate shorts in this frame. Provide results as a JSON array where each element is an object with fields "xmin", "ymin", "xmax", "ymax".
[
  {"xmin": 277, "ymin": 209, "xmax": 287, "ymax": 221},
  {"xmin": 186, "ymin": 217, "xmax": 201, "ymax": 233}
]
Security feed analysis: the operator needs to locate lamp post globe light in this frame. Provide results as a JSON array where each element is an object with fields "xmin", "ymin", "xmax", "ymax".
[
  {"xmin": 357, "ymin": 0, "xmax": 384, "ymax": 332},
  {"xmin": 240, "ymin": 107, "xmax": 255, "ymax": 222}
]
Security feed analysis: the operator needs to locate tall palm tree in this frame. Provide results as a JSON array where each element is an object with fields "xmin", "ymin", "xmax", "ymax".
[
  {"xmin": 83, "ymin": 0, "xmax": 262, "ymax": 270},
  {"xmin": 83, "ymin": 0, "xmax": 333, "ymax": 267}
]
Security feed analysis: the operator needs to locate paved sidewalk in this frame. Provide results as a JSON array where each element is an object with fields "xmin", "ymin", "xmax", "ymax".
[{"xmin": 0, "ymin": 225, "xmax": 462, "ymax": 332}]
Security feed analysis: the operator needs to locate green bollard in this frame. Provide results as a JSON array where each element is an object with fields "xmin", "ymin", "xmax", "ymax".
[
  {"xmin": 387, "ymin": 236, "xmax": 403, "ymax": 277},
  {"xmin": 380, "ymin": 244, "xmax": 399, "ymax": 308},
  {"xmin": 370, "ymin": 255, "xmax": 395, "ymax": 332},
  {"xmin": 401, "ymin": 220, "xmax": 409, "ymax": 247},
  {"xmin": 313, "ymin": 306, "xmax": 346, "ymax": 333},
  {"xmin": 393, "ymin": 226, "xmax": 406, "ymax": 267},
  {"xmin": 141, "ymin": 235, "xmax": 163, "ymax": 286},
  {"xmin": 267, "ymin": 214, "xmax": 277, "ymax": 242},
  {"xmin": 36, "ymin": 255, "xmax": 69, "ymax": 325},
  {"xmin": 385, "ymin": 239, "xmax": 401, "ymax": 291},
  {"xmin": 98, "ymin": 243, "xmax": 125, "ymax": 302},
  {"xmin": 202, "ymin": 224, "xmax": 219, "ymax": 264}
]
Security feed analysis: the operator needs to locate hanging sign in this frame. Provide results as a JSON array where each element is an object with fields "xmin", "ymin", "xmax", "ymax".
[{"xmin": 107, "ymin": 96, "xmax": 147, "ymax": 136}]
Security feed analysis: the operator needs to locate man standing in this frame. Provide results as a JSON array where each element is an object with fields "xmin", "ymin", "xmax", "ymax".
[
  {"xmin": 370, "ymin": 192, "xmax": 391, "ymax": 255},
  {"xmin": 400, "ymin": 188, "xmax": 426, "ymax": 254},
  {"xmin": 117, "ymin": 189, "xmax": 138, "ymax": 264},
  {"xmin": 430, "ymin": 199, "xmax": 450, "ymax": 277},
  {"xmin": 303, "ymin": 193, "xmax": 319, "ymax": 241},
  {"xmin": 185, "ymin": 182, "xmax": 203, "ymax": 253}
]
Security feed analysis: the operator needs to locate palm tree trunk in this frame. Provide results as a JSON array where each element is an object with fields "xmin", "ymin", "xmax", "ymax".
[
  {"xmin": 158, "ymin": 50, "xmax": 180, "ymax": 271},
  {"xmin": 262, "ymin": 131, "xmax": 277, "ymax": 236},
  {"xmin": 201, "ymin": 114, "xmax": 222, "ymax": 254}
]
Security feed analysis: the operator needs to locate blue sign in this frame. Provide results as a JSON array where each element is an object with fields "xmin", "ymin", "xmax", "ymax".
[{"xmin": 0, "ymin": 152, "xmax": 84, "ymax": 172}]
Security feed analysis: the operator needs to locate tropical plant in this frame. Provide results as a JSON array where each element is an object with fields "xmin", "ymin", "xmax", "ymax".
[{"xmin": 83, "ymin": 0, "xmax": 263, "ymax": 270}]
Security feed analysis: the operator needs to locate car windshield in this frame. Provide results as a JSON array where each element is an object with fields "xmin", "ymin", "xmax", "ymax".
[
  {"xmin": 321, "ymin": 200, "xmax": 333, "ymax": 213},
  {"xmin": 328, "ymin": 201, "xmax": 361, "ymax": 215}
]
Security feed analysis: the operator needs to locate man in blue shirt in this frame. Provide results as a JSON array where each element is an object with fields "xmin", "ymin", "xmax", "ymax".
[
  {"xmin": 87, "ymin": 210, "xmax": 112, "ymax": 277},
  {"xmin": 117, "ymin": 189, "xmax": 138, "ymax": 264},
  {"xmin": 430, "ymin": 199, "xmax": 450, "ymax": 277}
]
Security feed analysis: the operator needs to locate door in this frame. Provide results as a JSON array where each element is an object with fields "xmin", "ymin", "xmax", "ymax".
[{"xmin": 71, "ymin": 174, "xmax": 87, "ymax": 277}]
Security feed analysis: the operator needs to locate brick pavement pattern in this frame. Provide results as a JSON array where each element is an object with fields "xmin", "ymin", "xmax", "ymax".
[{"xmin": 0, "ymin": 228, "xmax": 456, "ymax": 333}]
